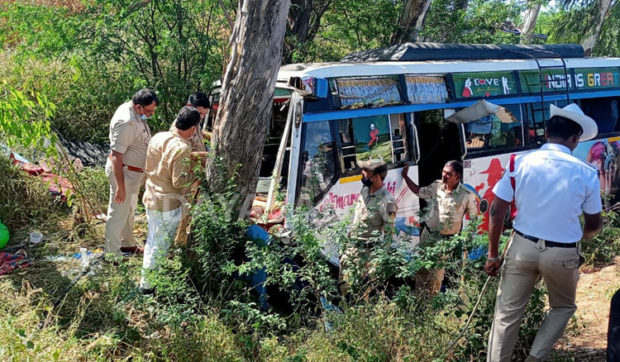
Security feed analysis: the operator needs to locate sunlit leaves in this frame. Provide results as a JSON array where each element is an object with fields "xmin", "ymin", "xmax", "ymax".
[{"xmin": 0, "ymin": 84, "xmax": 57, "ymax": 157}]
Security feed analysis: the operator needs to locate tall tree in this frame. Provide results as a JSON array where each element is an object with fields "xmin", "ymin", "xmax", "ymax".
[
  {"xmin": 580, "ymin": 0, "xmax": 616, "ymax": 55},
  {"xmin": 549, "ymin": 0, "xmax": 618, "ymax": 56},
  {"xmin": 283, "ymin": 0, "xmax": 333, "ymax": 62},
  {"xmin": 205, "ymin": 0, "xmax": 291, "ymax": 218},
  {"xmin": 390, "ymin": 0, "xmax": 433, "ymax": 44},
  {"xmin": 520, "ymin": 0, "xmax": 543, "ymax": 44}
]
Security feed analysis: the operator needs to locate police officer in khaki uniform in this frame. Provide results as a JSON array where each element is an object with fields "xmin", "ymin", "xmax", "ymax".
[
  {"xmin": 402, "ymin": 160, "xmax": 478, "ymax": 294},
  {"xmin": 168, "ymin": 92, "xmax": 211, "ymax": 245},
  {"xmin": 169, "ymin": 92, "xmax": 211, "ymax": 155},
  {"xmin": 339, "ymin": 159, "xmax": 397, "ymax": 296},
  {"xmin": 105, "ymin": 89, "xmax": 158, "ymax": 255}
]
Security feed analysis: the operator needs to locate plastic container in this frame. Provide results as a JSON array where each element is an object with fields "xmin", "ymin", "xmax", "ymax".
[
  {"xmin": 80, "ymin": 247, "xmax": 90, "ymax": 270},
  {"xmin": 29, "ymin": 231, "xmax": 43, "ymax": 244}
]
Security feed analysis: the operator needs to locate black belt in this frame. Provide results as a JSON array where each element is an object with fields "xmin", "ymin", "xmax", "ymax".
[
  {"xmin": 420, "ymin": 223, "xmax": 455, "ymax": 239},
  {"xmin": 514, "ymin": 229, "xmax": 577, "ymax": 248}
]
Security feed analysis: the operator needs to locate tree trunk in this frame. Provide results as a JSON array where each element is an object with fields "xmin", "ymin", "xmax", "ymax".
[
  {"xmin": 520, "ymin": 1, "xmax": 542, "ymax": 44},
  {"xmin": 582, "ymin": 0, "xmax": 614, "ymax": 56},
  {"xmin": 454, "ymin": 0, "xmax": 468, "ymax": 10},
  {"xmin": 289, "ymin": 0, "xmax": 313, "ymax": 42},
  {"xmin": 283, "ymin": 0, "xmax": 332, "ymax": 62},
  {"xmin": 390, "ymin": 0, "xmax": 433, "ymax": 45},
  {"xmin": 205, "ymin": 0, "xmax": 291, "ymax": 218}
]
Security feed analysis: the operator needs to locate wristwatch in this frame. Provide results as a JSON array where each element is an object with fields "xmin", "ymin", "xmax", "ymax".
[{"xmin": 486, "ymin": 253, "xmax": 500, "ymax": 262}]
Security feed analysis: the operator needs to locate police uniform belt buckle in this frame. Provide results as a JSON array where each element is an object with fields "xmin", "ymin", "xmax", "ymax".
[
  {"xmin": 515, "ymin": 229, "xmax": 576, "ymax": 248},
  {"xmin": 126, "ymin": 165, "xmax": 144, "ymax": 173}
]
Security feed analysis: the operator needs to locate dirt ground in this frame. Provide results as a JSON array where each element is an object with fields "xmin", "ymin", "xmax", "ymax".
[{"xmin": 553, "ymin": 256, "xmax": 620, "ymax": 361}]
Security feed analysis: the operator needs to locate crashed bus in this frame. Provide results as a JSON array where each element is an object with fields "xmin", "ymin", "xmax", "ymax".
[{"xmin": 209, "ymin": 43, "xmax": 620, "ymax": 263}]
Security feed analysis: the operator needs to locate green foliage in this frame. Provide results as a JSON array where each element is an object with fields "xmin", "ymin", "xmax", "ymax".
[
  {"xmin": 582, "ymin": 209, "xmax": 620, "ymax": 266},
  {"xmin": 72, "ymin": 0, "xmax": 226, "ymax": 124},
  {"xmin": 78, "ymin": 166, "xmax": 109, "ymax": 211},
  {"xmin": 422, "ymin": 0, "xmax": 524, "ymax": 44},
  {"xmin": 539, "ymin": 2, "xmax": 619, "ymax": 56},
  {"xmin": 0, "ymin": 84, "xmax": 57, "ymax": 156},
  {"xmin": 0, "ymin": 0, "xmax": 227, "ymax": 142},
  {"xmin": 0, "ymin": 49, "xmax": 129, "ymax": 144},
  {"xmin": 289, "ymin": 0, "xmax": 401, "ymax": 62}
]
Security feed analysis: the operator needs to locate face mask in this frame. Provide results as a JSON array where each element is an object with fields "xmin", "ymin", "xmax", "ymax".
[
  {"xmin": 361, "ymin": 177, "xmax": 373, "ymax": 187},
  {"xmin": 140, "ymin": 114, "xmax": 148, "ymax": 120}
]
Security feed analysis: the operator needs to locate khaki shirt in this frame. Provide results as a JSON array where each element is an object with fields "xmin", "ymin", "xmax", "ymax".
[
  {"xmin": 109, "ymin": 101, "xmax": 151, "ymax": 169},
  {"xmin": 350, "ymin": 186, "xmax": 397, "ymax": 241},
  {"xmin": 142, "ymin": 130, "xmax": 194, "ymax": 211},
  {"xmin": 169, "ymin": 121, "xmax": 207, "ymax": 152},
  {"xmin": 419, "ymin": 181, "xmax": 478, "ymax": 235}
]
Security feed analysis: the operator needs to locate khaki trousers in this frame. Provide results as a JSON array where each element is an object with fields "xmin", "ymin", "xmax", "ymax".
[
  {"xmin": 414, "ymin": 267, "xmax": 445, "ymax": 295},
  {"xmin": 415, "ymin": 227, "xmax": 446, "ymax": 296},
  {"xmin": 487, "ymin": 233, "xmax": 580, "ymax": 361},
  {"xmin": 104, "ymin": 160, "xmax": 145, "ymax": 254}
]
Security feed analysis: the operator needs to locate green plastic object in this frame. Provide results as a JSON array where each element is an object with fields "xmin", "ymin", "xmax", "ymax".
[{"xmin": 0, "ymin": 222, "xmax": 9, "ymax": 249}]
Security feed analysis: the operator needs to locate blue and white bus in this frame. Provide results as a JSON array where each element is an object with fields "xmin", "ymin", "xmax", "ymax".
[{"xmin": 211, "ymin": 43, "xmax": 620, "ymax": 255}]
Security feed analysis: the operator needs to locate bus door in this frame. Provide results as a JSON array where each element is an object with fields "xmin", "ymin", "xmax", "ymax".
[
  {"xmin": 250, "ymin": 93, "xmax": 297, "ymax": 225},
  {"xmin": 414, "ymin": 109, "xmax": 464, "ymax": 216}
]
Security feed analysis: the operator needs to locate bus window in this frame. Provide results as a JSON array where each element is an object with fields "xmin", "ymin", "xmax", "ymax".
[
  {"xmin": 299, "ymin": 121, "xmax": 337, "ymax": 204},
  {"xmin": 464, "ymin": 104, "xmax": 523, "ymax": 151},
  {"xmin": 580, "ymin": 97, "xmax": 619, "ymax": 134},
  {"xmin": 338, "ymin": 113, "xmax": 411, "ymax": 172},
  {"xmin": 525, "ymin": 102, "xmax": 553, "ymax": 144},
  {"xmin": 389, "ymin": 114, "xmax": 410, "ymax": 162}
]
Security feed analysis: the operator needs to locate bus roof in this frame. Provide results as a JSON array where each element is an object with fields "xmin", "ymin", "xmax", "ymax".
[{"xmin": 277, "ymin": 57, "xmax": 620, "ymax": 81}]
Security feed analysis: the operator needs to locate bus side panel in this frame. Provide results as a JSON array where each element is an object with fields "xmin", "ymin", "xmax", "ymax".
[
  {"xmin": 573, "ymin": 136, "xmax": 620, "ymax": 205},
  {"xmin": 463, "ymin": 153, "xmax": 514, "ymax": 232},
  {"xmin": 464, "ymin": 136, "xmax": 620, "ymax": 231}
]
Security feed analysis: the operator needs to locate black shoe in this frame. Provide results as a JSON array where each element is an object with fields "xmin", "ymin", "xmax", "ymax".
[{"xmin": 120, "ymin": 246, "xmax": 144, "ymax": 255}]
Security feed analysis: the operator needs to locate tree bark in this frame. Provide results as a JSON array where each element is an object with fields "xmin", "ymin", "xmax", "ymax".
[
  {"xmin": 520, "ymin": 1, "xmax": 542, "ymax": 44},
  {"xmin": 390, "ymin": 0, "xmax": 433, "ymax": 45},
  {"xmin": 581, "ymin": 0, "xmax": 614, "ymax": 56},
  {"xmin": 205, "ymin": 0, "xmax": 291, "ymax": 219}
]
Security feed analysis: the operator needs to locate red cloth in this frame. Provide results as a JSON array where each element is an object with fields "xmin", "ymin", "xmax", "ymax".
[
  {"xmin": 10, "ymin": 153, "xmax": 73, "ymax": 199},
  {"xmin": 0, "ymin": 252, "xmax": 33, "ymax": 275}
]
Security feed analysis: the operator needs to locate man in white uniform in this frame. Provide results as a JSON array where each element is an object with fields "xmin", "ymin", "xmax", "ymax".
[{"xmin": 484, "ymin": 104, "xmax": 603, "ymax": 361}]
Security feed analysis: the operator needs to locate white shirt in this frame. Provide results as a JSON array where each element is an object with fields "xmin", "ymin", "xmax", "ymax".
[{"xmin": 493, "ymin": 143, "xmax": 602, "ymax": 243}]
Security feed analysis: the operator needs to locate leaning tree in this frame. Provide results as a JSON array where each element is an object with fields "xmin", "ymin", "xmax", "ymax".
[{"xmin": 205, "ymin": 0, "xmax": 291, "ymax": 218}]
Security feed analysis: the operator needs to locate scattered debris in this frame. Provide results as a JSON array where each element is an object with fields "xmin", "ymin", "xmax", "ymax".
[{"xmin": 0, "ymin": 251, "xmax": 33, "ymax": 275}]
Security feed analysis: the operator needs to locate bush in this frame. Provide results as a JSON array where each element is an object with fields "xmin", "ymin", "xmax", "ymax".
[
  {"xmin": 0, "ymin": 155, "xmax": 61, "ymax": 230},
  {"xmin": 582, "ymin": 209, "xmax": 620, "ymax": 267},
  {"xmin": 0, "ymin": 52, "xmax": 131, "ymax": 144},
  {"xmin": 78, "ymin": 166, "xmax": 109, "ymax": 213}
]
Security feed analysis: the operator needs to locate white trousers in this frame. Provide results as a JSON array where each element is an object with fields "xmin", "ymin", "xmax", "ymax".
[{"xmin": 139, "ymin": 207, "xmax": 182, "ymax": 289}]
